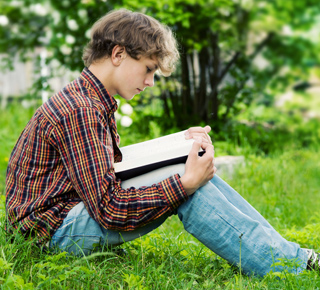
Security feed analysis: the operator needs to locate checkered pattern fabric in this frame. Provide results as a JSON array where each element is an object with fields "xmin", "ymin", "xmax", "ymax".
[{"xmin": 5, "ymin": 67, "xmax": 187, "ymax": 245}]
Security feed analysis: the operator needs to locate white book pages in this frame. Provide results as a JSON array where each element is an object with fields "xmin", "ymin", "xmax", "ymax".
[{"xmin": 114, "ymin": 130, "xmax": 195, "ymax": 172}]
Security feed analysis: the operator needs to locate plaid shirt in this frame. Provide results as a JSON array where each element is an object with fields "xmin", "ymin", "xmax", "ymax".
[{"xmin": 5, "ymin": 67, "xmax": 188, "ymax": 245}]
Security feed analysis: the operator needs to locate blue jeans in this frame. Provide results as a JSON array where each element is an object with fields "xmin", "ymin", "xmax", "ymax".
[{"xmin": 49, "ymin": 164, "xmax": 308, "ymax": 277}]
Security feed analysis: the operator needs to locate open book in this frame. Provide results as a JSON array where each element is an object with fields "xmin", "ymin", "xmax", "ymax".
[{"xmin": 114, "ymin": 130, "xmax": 204, "ymax": 180}]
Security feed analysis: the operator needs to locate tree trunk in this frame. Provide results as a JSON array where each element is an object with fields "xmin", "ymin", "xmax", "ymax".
[
  {"xmin": 180, "ymin": 51, "xmax": 190, "ymax": 118},
  {"xmin": 208, "ymin": 33, "xmax": 220, "ymax": 122},
  {"xmin": 198, "ymin": 47, "xmax": 209, "ymax": 122}
]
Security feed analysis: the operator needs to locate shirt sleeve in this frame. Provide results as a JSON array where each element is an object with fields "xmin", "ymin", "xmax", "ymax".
[{"xmin": 51, "ymin": 107, "xmax": 188, "ymax": 231}]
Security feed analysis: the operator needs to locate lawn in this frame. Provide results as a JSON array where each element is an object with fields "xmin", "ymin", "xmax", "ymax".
[{"xmin": 1, "ymin": 102, "xmax": 320, "ymax": 289}]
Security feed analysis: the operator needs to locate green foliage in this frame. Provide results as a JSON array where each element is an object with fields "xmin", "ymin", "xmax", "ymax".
[
  {"xmin": 123, "ymin": 273, "xmax": 147, "ymax": 290},
  {"xmin": 34, "ymin": 252, "xmax": 95, "ymax": 288},
  {"xmin": 215, "ymin": 117, "xmax": 320, "ymax": 156},
  {"xmin": 227, "ymin": 149, "xmax": 320, "ymax": 230},
  {"xmin": 1, "ymin": 0, "xmax": 319, "ymax": 129}
]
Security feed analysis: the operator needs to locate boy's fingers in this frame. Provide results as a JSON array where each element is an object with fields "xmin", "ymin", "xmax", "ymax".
[
  {"xmin": 201, "ymin": 142, "xmax": 214, "ymax": 153},
  {"xmin": 204, "ymin": 125, "xmax": 211, "ymax": 133},
  {"xmin": 187, "ymin": 126, "xmax": 203, "ymax": 132},
  {"xmin": 186, "ymin": 126, "xmax": 210, "ymax": 135},
  {"xmin": 185, "ymin": 126, "xmax": 212, "ymax": 146},
  {"xmin": 186, "ymin": 132, "xmax": 212, "ymax": 144},
  {"xmin": 189, "ymin": 139, "xmax": 202, "ymax": 158}
]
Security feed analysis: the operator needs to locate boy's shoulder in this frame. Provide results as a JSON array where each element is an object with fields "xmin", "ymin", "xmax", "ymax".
[{"xmin": 40, "ymin": 76, "xmax": 107, "ymax": 126}]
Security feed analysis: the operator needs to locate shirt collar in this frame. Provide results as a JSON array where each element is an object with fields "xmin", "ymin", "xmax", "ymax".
[{"xmin": 80, "ymin": 67, "xmax": 118, "ymax": 113}]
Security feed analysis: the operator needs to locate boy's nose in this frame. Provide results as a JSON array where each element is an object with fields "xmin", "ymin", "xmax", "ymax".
[{"xmin": 145, "ymin": 74, "xmax": 154, "ymax": 87}]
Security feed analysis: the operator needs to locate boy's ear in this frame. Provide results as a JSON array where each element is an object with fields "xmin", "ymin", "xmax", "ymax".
[{"xmin": 111, "ymin": 45, "xmax": 127, "ymax": 66}]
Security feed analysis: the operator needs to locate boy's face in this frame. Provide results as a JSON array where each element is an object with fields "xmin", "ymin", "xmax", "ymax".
[{"xmin": 112, "ymin": 54, "xmax": 158, "ymax": 100}]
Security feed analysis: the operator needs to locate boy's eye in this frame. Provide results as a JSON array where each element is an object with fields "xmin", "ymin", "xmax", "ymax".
[{"xmin": 146, "ymin": 67, "xmax": 152, "ymax": 73}]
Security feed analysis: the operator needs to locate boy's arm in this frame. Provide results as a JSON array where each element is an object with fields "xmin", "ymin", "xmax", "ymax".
[{"xmin": 52, "ymin": 107, "xmax": 188, "ymax": 231}]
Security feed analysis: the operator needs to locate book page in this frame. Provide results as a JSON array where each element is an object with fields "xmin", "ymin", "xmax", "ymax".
[{"xmin": 120, "ymin": 130, "xmax": 191, "ymax": 162}]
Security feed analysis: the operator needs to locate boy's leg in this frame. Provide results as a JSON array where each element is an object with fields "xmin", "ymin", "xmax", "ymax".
[
  {"xmin": 50, "ymin": 164, "xmax": 309, "ymax": 276},
  {"xmin": 49, "ymin": 164, "xmax": 185, "ymax": 255},
  {"xmin": 177, "ymin": 175, "xmax": 309, "ymax": 276},
  {"xmin": 49, "ymin": 201, "xmax": 169, "ymax": 255}
]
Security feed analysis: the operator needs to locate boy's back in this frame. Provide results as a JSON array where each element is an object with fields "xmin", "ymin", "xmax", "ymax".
[{"xmin": 5, "ymin": 68, "xmax": 121, "ymax": 244}]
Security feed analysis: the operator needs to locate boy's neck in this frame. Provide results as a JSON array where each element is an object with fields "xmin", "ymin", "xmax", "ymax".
[{"xmin": 88, "ymin": 59, "xmax": 116, "ymax": 96}]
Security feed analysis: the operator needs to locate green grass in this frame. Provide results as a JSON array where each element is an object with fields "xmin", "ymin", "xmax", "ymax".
[
  {"xmin": 0, "ymin": 103, "xmax": 39, "ymax": 194},
  {"xmin": 1, "ymin": 102, "xmax": 320, "ymax": 289}
]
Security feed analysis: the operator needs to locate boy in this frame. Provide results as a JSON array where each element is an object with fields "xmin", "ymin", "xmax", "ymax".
[{"xmin": 5, "ymin": 9, "xmax": 319, "ymax": 276}]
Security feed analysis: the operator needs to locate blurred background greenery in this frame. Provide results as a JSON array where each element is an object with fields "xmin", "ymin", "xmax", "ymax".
[{"xmin": 0, "ymin": 0, "xmax": 320, "ymax": 171}]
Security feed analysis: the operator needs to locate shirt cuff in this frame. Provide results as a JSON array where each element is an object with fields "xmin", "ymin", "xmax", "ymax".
[{"xmin": 158, "ymin": 174, "xmax": 188, "ymax": 210}]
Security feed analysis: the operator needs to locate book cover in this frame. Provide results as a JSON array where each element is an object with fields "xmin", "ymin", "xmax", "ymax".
[{"xmin": 114, "ymin": 130, "xmax": 204, "ymax": 180}]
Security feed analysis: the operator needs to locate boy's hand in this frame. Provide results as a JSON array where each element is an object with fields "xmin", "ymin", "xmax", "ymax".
[
  {"xmin": 185, "ymin": 125, "xmax": 212, "ymax": 145},
  {"xmin": 180, "ymin": 140, "xmax": 217, "ymax": 196}
]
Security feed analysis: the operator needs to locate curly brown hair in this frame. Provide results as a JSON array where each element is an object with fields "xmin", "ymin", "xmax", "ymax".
[{"xmin": 82, "ymin": 9, "xmax": 180, "ymax": 76}]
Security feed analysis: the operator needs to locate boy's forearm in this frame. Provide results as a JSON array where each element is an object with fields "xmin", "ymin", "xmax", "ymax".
[{"xmin": 92, "ymin": 173, "xmax": 188, "ymax": 231}]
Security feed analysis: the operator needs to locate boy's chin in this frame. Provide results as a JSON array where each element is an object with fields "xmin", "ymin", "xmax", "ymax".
[{"xmin": 120, "ymin": 94, "xmax": 135, "ymax": 101}]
